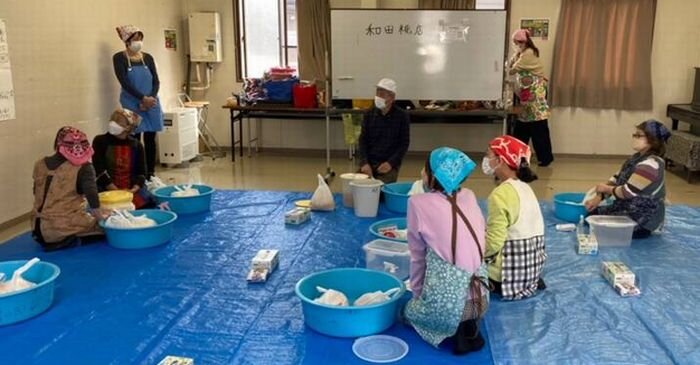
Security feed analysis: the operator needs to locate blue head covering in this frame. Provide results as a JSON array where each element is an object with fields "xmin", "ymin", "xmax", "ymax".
[
  {"xmin": 643, "ymin": 119, "xmax": 671, "ymax": 142},
  {"xmin": 429, "ymin": 147, "xmax": 476, "ymax": 195}
]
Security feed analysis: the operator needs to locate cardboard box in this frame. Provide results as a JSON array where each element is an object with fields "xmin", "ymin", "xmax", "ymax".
[
  {"xmin": 251, "ymin": 249, "xmax": 279, "ymax": 272},
  {"xmin": 615, "ymin": 282, "xmax": 641, "ymax": 297},
  {"xmin": 601, "ymin": 261, "xmax": 636, "ymax": 287},
  {"xmin": 285, "ymin": 207, "xmax": 311, "ymax": 225},
  {"xmin": 158, "ymin": 356, "xmax": 194, "ymax": 365},
  {"xmin": 577, "ymin": 234, "xmax": 598, "ymax": 255},
  {"xmin": 246, "ymin": 268, "xmax": 270, "ymax": 283}
]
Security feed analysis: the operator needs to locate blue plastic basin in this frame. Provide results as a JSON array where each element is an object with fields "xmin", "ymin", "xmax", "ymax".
[
  {"xmin": 0, "ymin": 260, "xmax": 61, "ymax": 326},
  {"xmin": 100, "ymin": 209, "xmax": 178, "ymax": 250},
  {"xmin": 553, "ymin": 193, "xmax": 588, "ymax": 223},
  {"xmin": 295, "ymin": 268, "xmax": 406, "ymax": 338},
  {"xmin": 153, "ymin": 184, "xmax": 215, "ymax": 215},
  {"xmin": 369, "ymin": 218, "xmax": 407, "ymax": 242},
  {"xmin": 381, "ymin": 182, "xmax": 413, "ymax": 214}
]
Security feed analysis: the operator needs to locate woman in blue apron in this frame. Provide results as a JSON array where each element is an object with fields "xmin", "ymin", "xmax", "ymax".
[
  {"xmin": 405, "ymin": 147, "xmax": 490, "ymax": 356},
  {"xmin": 113, "ymin": 25, "xmax": 163, "ymax": 178}
]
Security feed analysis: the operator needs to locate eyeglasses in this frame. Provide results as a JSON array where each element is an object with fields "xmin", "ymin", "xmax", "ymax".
[{"xmin": 632, "ymin": 133, "xmax": 646, "ymax": 139}]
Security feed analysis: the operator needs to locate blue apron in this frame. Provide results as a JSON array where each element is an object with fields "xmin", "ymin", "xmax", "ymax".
[{"xmin": 119, "ymin": 53, "xmax": 163, "ymax": 133}]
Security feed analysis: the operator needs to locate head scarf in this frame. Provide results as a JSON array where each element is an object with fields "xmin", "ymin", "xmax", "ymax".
[
  {"xmin": 54, "ymin": 127, "xmax": 94, "ymax": 166},
  {"xmin": 643, "ymin": 119, "xmax": 671, "ymax": 142},
  {"xmin": 116, "ymin": 25, "xmax": 143, "ymax": 43},
  {"xmin": 429, "ymin": 147, "xmax": 476, "ymax": 195},
  {"xmin": 110, "ymin": 108, "xmax": 142, "ymax": 132},
  {"xmin": 512, "ymin": 29, "xmax": 530, "ymax": 42},
  {"xmin": 489, "ymin": 135, "xmax": 531, "ymax": 169}
]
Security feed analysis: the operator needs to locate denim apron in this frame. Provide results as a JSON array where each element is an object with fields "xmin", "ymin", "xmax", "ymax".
[{"xmin": 119, "ymin": 52, "xmax": 163, "ymax": 133}]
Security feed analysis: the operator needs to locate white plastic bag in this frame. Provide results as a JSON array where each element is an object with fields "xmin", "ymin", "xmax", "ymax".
[
  {"xmin": 310, "ymin": 174, "xmax": 335, "ymax": 211},
  {"xmin": 171, "ymin": 184, "xmax": 200, "ymax": 197},
  {"xmin": 0, "ymin": 257, "xmax": 39, "ymax": 295},
  {"xmin": 313, "ymin": 286, "xmax": 348, "ymax": 306},
  {"xmin": 408, "ymin": 180, "xmax": 425, "ymax": 196},
  {"xmin": 145, "ymin": 176, "xmax": 167, "ymax": 193},
  {"xmin": 105, "ymin": 210, "xmax": 157, "ymax": 229},
  {"xmin": 353, "ymin": 287, "xmax": 401, "ymax": 306}
]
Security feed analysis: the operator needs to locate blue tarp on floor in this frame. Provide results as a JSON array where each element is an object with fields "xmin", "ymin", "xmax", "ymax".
[{"xmin": 0, "ymin": 190, "xmax": 699, "ymax": 365}]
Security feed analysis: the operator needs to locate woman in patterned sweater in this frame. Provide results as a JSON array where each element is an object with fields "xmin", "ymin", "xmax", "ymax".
[
  {"xmin": 92, "ymin": 109, "xmax": 150, "ymax": 208},
  {"xmin": 585, "ymin": 120, "xmax": 671, "ymax": 238},
  {"xmin": 482, "ymin": 135, "xmax": 546, "ymax": 301}
]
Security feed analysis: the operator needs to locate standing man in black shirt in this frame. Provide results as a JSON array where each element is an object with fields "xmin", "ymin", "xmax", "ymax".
[{"xmin": 358, "ymin": 78, "xmax": 410, "ymax": 184}]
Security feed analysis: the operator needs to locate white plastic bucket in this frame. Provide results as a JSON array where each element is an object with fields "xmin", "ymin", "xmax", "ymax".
[
  {"xmin": 350, "ymin": 179, "xmax": 384, "ymax": 217},
  {"xmin": 340, "ymin": 173, "xmax": 369, "ymax": 207}
]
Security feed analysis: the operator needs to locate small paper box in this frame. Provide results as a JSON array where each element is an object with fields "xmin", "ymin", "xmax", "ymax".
[
  {"xmin": 577, "ymin": 235, "xmax": 598, "ymax": 255},
  {"xmin": 247, "ymin": 268, "xmax": 269, "ymax": 283},
  {"xmin": 158, "ymin": 356, "xmax": 194, "ymax": 365},
  {"xmin": 615, "ymin": 282, "xmax": 641, "ymax": 297},
  {"xmin": 251, "ymin": 249, "xmax": 279, "ymax": 272},
  {"xmin": 602, "ymin": 261, "xmax": 636, "ymax": 287},
  {"xmin": 285, "ymin": 208, "xmax": 311, "ymax": 225}
]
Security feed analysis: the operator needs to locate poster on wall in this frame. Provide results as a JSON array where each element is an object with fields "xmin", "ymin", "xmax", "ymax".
[
  {"xmin": 164, "ymin": 29, "xmax": 177, "ymax": 51},
  {"xmin": 0, "ymin": 19, "xmax": 16, "ymax": 121},
  {"xmin": 520, "ymin": 18, "xmax": 550, "ymax": 40}
]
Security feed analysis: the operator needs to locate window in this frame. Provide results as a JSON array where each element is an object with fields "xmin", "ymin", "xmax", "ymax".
[
  {"xmin": 476, "ymin": 0, "xmax": 506, "ymax": 9},
  {"xmin": 235, "ymin": 0, "xmax": 298, "ymax": 79}
]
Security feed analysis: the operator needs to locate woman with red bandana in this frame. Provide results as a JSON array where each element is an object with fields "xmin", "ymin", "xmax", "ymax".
[
  {"xmin": 92, "ymin": 108, "xmax": 151, "ymax": 208},
  {"xmin": 508, "ymin": 29, "xmax": 553, "ymax": 167},
  {"xmin": 31, "ymin": 127, "xmax": 109, "ymax": 251},
  {"xmin": 481, "ymin": 135, "xmax": 546, "ymax": 300}
]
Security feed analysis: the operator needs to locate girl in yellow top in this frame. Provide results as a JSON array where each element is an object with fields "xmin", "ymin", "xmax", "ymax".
[
  {"xmin": 481, "ymin": 135, "xmax": 546, "ymax": 300},
  {"xmin": 508, "ymin": 29, "xmax": 554, "ymax": 167}
]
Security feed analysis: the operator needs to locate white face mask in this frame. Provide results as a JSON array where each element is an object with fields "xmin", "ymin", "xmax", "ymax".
[
  {"xmin": 128, "ymin": 41, "xmax": 143, "ymax": 53},
  {"xmin": 482, "ymin": 157, "xmax": 498, "ymax": 176},
  {"xmin": 108, "ymin": 121, "xmax": 126, "ymax": 136},
  {"xmin": 374, "ymin": 96, "xmax": 387, "ymax": 110}
]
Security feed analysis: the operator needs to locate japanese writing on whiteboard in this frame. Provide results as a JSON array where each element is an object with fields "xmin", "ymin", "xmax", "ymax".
[{"xmin": 365, "ymin": 23, "xmax": 424, "ymax": 36}]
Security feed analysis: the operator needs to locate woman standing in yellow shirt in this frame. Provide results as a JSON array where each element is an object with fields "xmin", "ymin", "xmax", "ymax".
[
  {"xmin": 481, "ymin": 135, "xmax": 546, "ymax": 300},
  {"xmin": 508, "ymin": 29, "xmax": 554, "ymax": 167}
]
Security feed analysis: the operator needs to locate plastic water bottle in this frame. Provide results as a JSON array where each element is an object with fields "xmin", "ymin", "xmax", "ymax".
[{"xmin": 576, "ymin": 215, "xmax": 586, "ymax": 243}]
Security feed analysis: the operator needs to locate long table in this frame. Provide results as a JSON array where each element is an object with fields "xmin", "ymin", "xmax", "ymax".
[{"xmin": 221, "ymin": 104, "xmax": 513, "ymax": 162}]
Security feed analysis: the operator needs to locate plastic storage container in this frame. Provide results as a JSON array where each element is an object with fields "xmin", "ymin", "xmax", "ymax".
[
  {"xmin": 153, "ymin": 184, "xmax": 215, "ymax": 215},
  {"xmin": 295, "ymin": 268, "xmax": 406, "ymax": 338},
  {"xmin": 100, "ymin": 209, "xmax": 178, "ymax": 249},
  {"xmin": 99, "ymin": 190, "xmax": 135, "ymax": 211},
  {"xmin": 586, "ymin": 215, "xmax": 636, "ymax": 247},
  {"xmin": 0, "ymin": 260, "xmax": 61, "ymax": 326},
  {"xmin": 553, "ymin": 193, "xmax": 588, "ymax": 223},
  {"xmin": 369, "ymin": 218, "xmax": 407, "ymax": 242},
  {"xmin": 381, "ymin": 182, "xmax": 413, "ymax": 214},
  {"xmin": 362, "ymin": 239, "xmax": 410, "ymax": 280}
]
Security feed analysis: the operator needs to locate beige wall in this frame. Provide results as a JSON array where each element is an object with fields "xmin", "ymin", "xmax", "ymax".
[
  {"xmin": 512, "ymin": 0, "xmax": 700, "ymax": 155},
  {"xmin": 0, "ymin": 0, "xmax": 186, "ymax": 223}
]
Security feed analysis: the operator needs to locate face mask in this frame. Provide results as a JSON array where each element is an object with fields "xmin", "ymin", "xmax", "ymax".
[
  {"xmin": 108, "ymin": 121, "xmax": 126, "ymax": 136},
  {"xmin": 129, "ymin": 41, "xmax": 143, "ymax": 53},
  {"xmin": 374, "ymin": 96, "xmax": 386, "ymax": 110},
  {"xmin": 482, "ymin": 157, "xmax": 498, "ymax": 176},
  {"xmin": 632, "ymin": 138, "xmax": 648, "ymax": 152}
]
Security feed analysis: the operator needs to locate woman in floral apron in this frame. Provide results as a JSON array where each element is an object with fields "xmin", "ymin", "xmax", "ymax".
[
  {"xmin": 404, "ymin": 147, "xmax": 489, "ymax": 355},
  {"xmin": 585, "ymin": 120, "xmax": 670, "ymax": 238},
  {"xmin": 31, "ymin": 127, "xmax": 109, "ymax": 251},
  {"xmin": 508, "ymin": 29, "xmax": 554, "ymax": 167},
  {"xmin": 481, "ymin": 135, "xmax": 546, "ymax": 300},
  {"xmin": 113, "ymin": 25, "xmax": 163, "ymax": 178}
]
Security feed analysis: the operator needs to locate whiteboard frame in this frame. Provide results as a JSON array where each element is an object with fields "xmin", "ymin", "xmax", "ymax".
[{"xmin": 329, "ymin": 9, "xmax": 510, "ymax": 101}]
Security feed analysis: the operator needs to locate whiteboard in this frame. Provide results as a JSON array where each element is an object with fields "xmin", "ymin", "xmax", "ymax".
[{"xmin": 331, "ymin": 10, "xmax": 506, "ymax": 100}]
